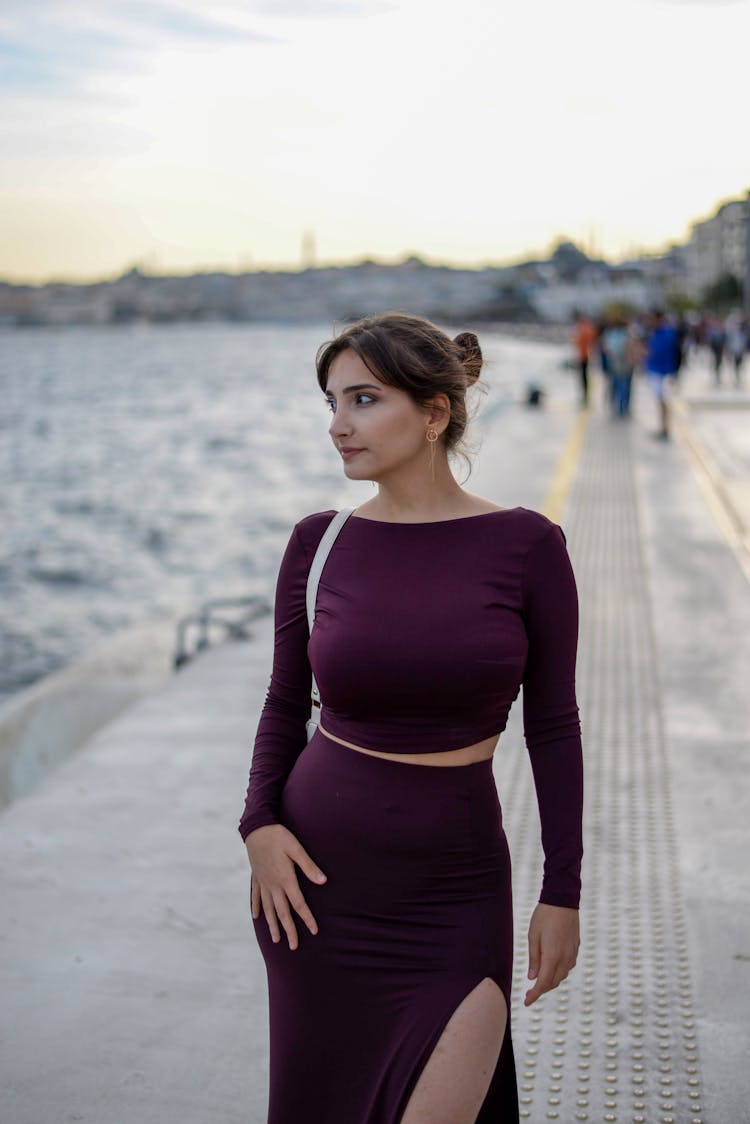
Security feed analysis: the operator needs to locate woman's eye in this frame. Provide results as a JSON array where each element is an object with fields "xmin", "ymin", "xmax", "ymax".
[{"xmin": 324, "ymin": 394, "xmax": 374, "ymax": 411}]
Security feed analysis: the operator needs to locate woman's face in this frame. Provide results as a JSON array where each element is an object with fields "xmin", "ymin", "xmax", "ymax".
[{"xmin": 325, "ymin": 349, "xmax": 432, "ymax": 483}]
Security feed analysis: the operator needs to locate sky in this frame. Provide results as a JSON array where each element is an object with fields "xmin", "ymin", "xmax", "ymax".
[{"xmin": 1, "ymin": 0, "xmax": 749, "ymax": 283}]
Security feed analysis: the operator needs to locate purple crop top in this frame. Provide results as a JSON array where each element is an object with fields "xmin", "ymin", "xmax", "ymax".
[{"xmin": 239, "ymin": 507, "xmax": 583, "ymax": 908}]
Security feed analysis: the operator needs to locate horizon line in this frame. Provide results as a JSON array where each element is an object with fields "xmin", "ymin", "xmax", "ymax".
[{"xmin": 0, "ymin": 239, "xmax": 680, "ymax": 289}]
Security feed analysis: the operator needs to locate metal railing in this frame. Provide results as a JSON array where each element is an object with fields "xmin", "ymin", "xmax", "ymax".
[{"xmin": 173, "ymin": 596, "xmax": 270, "ymax": 670}]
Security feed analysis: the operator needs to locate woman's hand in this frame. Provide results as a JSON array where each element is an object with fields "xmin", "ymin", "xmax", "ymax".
[
  {"xmin": 525, "ymin": 902, "xmax": 580, "ymax": 1006},
  {"xmin": 245, "ymin": 824, "xmax": 327, "ymax": 951}
]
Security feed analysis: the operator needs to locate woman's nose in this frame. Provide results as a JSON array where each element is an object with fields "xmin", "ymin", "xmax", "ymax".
[{"xmin": 329, "ymin": 409, "xmax": 351, "ymax": 439}]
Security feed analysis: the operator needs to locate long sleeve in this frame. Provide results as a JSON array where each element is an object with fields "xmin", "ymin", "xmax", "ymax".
[
  {"xmin": 521, "ymin": 523, "xmax": 584, "ymax": 909},
  {"xmin": 238, "ymin": 514, "xmax": 334, "ymax": 842}
]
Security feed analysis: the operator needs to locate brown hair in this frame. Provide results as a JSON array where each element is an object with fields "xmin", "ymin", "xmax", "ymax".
[{"xmin": 315, "ymin": 312, "xmax": 484, "ymax": 463}]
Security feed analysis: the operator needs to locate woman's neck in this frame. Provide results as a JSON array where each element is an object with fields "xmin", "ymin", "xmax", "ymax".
[{"xmin": 357, "ymin": 464, "xmax": 490, "ymax": 524}]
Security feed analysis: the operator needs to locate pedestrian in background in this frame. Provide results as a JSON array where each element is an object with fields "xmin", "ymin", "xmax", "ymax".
[
  {"xmin": 645, "ymin": 310, "xmax": 679, "ymax": 440},
  {"xmin": 725, "ymin": 312, "xmax": 748, "ymax": 387},
  {"xmin": 571, "ymin": 310, "xmax": 597, "ymax": 408},
  {"xmin": 601, "ymin": 317, "xmax": 638, "ymax": 418},
  {"xmin": 673, "ymin": 313, "xmax": 689, "ymax": 382},
  {"xmin": 707, "ymin": 317, "xmax": 726, "ymax": 386}
]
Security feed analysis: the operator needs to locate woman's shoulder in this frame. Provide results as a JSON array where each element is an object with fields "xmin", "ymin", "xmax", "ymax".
[
  {"xmin": 501, "ymin": 505, "xmax": 563, "ymax": 544},
  {"xmin": 292, "ymin": 509, "xmax": 340, "ymax": 553},
  {"xmin": 511, "ymin": 509, "xmax": 575, "ymax": 595},
  {"xmin": 296, "ymin": 508, "xmax": 339, "ymax": 532},
  {"xmin": 455, "ymin": 492, "xmax": 558, "ymax": 539}
]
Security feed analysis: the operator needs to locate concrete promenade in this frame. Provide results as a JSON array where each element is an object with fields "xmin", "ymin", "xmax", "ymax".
[{"xmin": 1, "ymin": 347, "xmax": 748, "ymax": 1123}]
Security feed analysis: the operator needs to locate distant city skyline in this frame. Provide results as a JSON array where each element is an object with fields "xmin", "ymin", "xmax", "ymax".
[
  {"xmin": 0, "ymin": 202, "xmax": 744, "ymax": 288},
  {"xmin": 2, "ymin": 0, "xmax": 749, "ymax": 284}
]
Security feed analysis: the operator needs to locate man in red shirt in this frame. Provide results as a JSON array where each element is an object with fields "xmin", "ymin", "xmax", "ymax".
[{"xmin": 571, "ymin": 311, "xmax": 597, "ymax": 407}]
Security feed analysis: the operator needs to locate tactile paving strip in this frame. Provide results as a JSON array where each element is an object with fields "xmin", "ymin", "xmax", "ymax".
[{"xmin": 494, "ymin": 416, "xmax": 704, "ymax": 1123}]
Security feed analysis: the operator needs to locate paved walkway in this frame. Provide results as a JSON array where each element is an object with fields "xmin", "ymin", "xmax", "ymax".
[{"xmin": 1, "ymin": 348, "xmax": 748, "ymax": 1123}]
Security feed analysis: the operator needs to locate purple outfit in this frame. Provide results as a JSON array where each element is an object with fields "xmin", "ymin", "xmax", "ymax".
[{"xmin": 239, "ymin": 507, "xmax": 583, "ymax": 1122}]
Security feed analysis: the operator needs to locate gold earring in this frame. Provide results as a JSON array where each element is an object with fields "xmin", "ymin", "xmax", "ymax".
[{"xmin": 426, "ymin": 427, "xmax": 438, "ymax": 482}]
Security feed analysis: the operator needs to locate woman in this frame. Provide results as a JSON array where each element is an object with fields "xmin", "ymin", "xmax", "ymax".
[{"xmin": 239, "ymin": 313, "xmax": 583, "ymax": 1124}]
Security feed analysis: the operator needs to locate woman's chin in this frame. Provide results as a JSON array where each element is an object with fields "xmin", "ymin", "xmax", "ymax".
[{"xmin": 343, "ymin": 462, "xmax": 371, "ymax": 480}]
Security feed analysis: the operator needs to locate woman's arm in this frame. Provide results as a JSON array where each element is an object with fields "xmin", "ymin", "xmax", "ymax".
[
  {"xmin": 239, "ymin": 513, "xmax": 336, "ymax": 950},
  {"xmin": 521, "ymin": 522, "xmax": 583, "ymax": 1004},
  {"xmin": 238, "ymin": 514, "xmax": 334, "ymax": 841},
  {"xmin": 521, "ymin": 522, "xmax": 583, "ymax": 909}
]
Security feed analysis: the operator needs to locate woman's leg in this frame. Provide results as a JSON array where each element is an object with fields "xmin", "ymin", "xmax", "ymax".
[{"xmin": 400, "ymin": 978, "xmax": 508, "ymax": 1124}]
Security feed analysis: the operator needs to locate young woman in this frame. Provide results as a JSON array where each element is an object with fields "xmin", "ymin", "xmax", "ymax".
[{"xmin": 239, "ymin": 313, "xmax": 583, "ymax": 1124}]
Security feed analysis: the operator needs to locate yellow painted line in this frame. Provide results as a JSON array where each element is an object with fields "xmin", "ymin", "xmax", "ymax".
[
  {"xmin": 542, "ymin": 408, "xmax": 591, "ymax": 523},
  {"xmin": 672, "ymin": 399, "xmax": 750, "ymax": 586}
]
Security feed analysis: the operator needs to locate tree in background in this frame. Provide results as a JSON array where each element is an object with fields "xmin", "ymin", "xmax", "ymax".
[{"xmin": 702, "ymin": 273, "xmax": 743, "ymax": 312}]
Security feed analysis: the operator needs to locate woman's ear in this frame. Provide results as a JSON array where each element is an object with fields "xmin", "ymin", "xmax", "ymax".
[{"xmin": 425, "ymin": 394, "xmax": 451, "ymax": 435}]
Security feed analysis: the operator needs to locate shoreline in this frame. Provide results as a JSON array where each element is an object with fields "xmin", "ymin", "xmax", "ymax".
[{"xmin": 0, "ymin": 619, "xmax": 177, "ymax": 810}]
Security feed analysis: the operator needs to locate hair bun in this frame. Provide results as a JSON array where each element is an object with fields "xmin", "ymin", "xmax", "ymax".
[{"xmin": 453, "ymin": 331, "xmax": 483, "ymax": 385}]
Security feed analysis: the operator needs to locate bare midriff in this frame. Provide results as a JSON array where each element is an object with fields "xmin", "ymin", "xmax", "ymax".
[{"xmin": 317, "ymin": 722, "xmax": 499, "ymax": 766}]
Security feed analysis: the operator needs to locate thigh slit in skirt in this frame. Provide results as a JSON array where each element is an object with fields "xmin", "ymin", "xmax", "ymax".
[{"xmin": 253, "ymin": 730, "xmax": 519, "ymax": 1123}]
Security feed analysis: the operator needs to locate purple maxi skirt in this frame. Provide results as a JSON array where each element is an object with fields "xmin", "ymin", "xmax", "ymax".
[{"xmin": 253, "ymin": 731, "xmax": 518, "ymax": 1123}]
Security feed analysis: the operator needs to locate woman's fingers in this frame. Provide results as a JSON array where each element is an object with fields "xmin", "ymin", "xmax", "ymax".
[
  {"xmin": 524, "ymin": 955, "xmax": 570, "ymax": 1006},
  {"xmin": 290, "ymin": 880, "xmax": 322, "ymax": 936},
  {"xmin": 524, "ymin": 944, "xmax": 578, "ymax": 1005},
  {"xmin": 260, "ymin": 887, "xmax": 282, "ymax": 944},
  {"xmin": 256, "ymin": 879, "xmax": 319, "ymax": 945},
  {"xmin": 273, "ymin": 872, "xmax": 324, "ymax": 947},
  {"xmin": 248, "ymin": 826, "xmax": 327, "ymax": 947},
  {"xmin": 254, "ymin": 874, "xmax": 321, "ymax": 935},
  {"xmin": 272, "ymin": 891, "xmax": 300, "ymax": 950},
  {"xmin": 524, "ymin": 902, "xmax": 579, "ymax": 1006},
  {"xmin": 524, "ymin": 953, "xmax": 555, "ymax": 1005},
  {"xmin": 288, "ymin": 838, "xmax": 327, "ymax": 887},
  {"xmin": 524, "ymin": 976, "xmax": 547, "ymax": 1006}
]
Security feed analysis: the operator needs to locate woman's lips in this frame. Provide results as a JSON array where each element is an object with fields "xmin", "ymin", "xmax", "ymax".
[{"xmin": 340, "ymin": 448, "xmax": 364, "ymax": 461}]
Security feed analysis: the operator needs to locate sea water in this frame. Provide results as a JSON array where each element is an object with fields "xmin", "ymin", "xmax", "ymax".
[{"xmin": 0, "ymin": 323, "xmax": 566, "ymax": 698}]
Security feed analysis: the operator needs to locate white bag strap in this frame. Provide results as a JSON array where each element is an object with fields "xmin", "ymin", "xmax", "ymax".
[{"xmin": 306, "ymin": 507, "xmax": 355, "ymax": 714}]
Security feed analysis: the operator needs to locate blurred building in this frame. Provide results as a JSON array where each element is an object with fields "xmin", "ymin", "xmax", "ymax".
[{"xmin": 682, "ymin": 192, "xmax": 749, "ymax": 300}]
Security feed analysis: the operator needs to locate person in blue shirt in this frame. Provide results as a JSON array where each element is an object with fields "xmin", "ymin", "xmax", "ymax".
[{"xmin": 645, "ymin": 310, "xmax": 679, "ymax": 439}]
